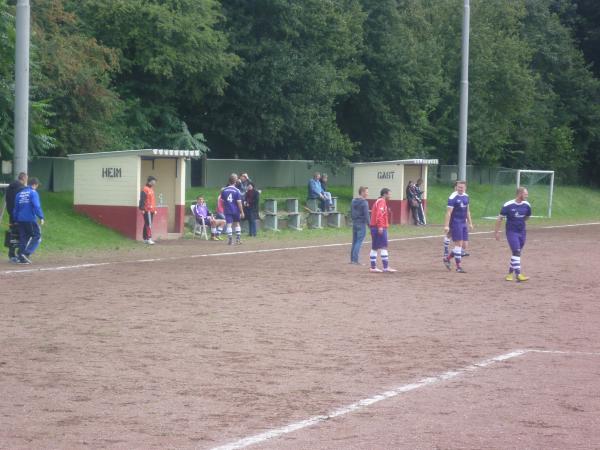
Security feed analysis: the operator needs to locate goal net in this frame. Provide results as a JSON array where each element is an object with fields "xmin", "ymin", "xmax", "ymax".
[{"xmin": 481, "ymin": 169, "xmax": 555, "ymax": 219}]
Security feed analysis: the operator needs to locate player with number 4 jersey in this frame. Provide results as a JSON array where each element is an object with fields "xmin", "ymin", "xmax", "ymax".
[{"xmin": 221, "ymin": 174, "xmax": 245, "ymax": 245}]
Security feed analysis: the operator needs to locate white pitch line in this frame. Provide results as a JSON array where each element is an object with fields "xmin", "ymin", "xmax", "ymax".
[
  {"xmin": 210, "ymin": 348, "xmax": 600, "ymax": 450},
  {"xmin": 211, "ymin": 350, "xmax": 529, "ymax": 450},
  {"xmin": 2, "ymin": 222, "xmax": 599, "ymax": 276},
  {"xmin": 540, "ymin": 222, "xmax": 600, "ymax": 229}
]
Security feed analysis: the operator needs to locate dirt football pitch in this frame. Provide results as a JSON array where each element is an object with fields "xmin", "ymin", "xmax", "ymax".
[{"xmin": 1, "ymin": 223, "xmax": 599, "ymax": 449}]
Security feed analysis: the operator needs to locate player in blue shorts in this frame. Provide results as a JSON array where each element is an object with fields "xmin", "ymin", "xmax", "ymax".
[
  {"xmin": 443, "ymin": 180, "xmax": 473, "ymax": 273},
  {"xmin": 494, "ymin": 187, "xmax": 531, "ymax": 282},
  {"xmin": 443, "ymin": 180, "xmax": 470, "ymax": 259},
  {"xmin": 220, "ymin": 174, "xmax": 245, "ymax": 245},
  {"xmin": 369, "ymin": 188, "xmax": 396, "ymax": 273}
]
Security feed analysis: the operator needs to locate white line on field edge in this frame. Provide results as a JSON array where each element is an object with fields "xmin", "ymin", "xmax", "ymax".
[
  {"xmin": 209, "ymin": 349, "xmax": 600, "ymax": 450},
  {"xmin": 2, "ymin": 222, "xmax": 599, "ymax": 276}
]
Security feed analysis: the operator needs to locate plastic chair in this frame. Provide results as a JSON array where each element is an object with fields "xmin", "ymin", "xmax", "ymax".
[{"xmin": 190, "ymin": 204, "xmax": 209, "ymax": 240}]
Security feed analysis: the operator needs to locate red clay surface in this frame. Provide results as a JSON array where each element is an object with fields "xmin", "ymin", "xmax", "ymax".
[{"xmin": 1, "ymin": 224, "xmax": 599, "ymax": 449}]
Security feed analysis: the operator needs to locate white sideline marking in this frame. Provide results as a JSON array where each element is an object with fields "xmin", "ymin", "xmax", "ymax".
[
  {"xmin": 211, "ymin": 349, "xmax": 600, "ymax": 450},
  {"xmin": 2, "ymin": 222, "xmax": 599, "ymax": 276},
  {"xmin": 541, "ymin": 222, "xmax": 600, "ymax": 229}
]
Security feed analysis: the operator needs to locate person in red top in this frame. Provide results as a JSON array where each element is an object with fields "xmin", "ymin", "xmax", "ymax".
[
  {"xmin": 139, "ymin": 175, "xmax": 157, "ymax": 244},
  {"xmin": 369, "ymin": 188, "xmax": 397, "ymax": 273}
]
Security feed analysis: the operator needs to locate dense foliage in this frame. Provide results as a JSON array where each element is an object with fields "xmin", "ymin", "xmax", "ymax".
[{"xmin": 1, "ymin": 0, "xmax": 599, "ymax": 183}]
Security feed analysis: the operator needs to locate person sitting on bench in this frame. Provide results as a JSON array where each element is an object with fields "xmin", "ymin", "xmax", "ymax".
[{"xmin": 307, "ymin": 171, "xmax": 331, "ymax": 211}]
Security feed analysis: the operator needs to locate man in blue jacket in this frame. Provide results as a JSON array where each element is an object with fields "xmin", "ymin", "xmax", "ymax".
[
  {"xmin": 307, "ymin": 172, "xmax": 331, "ymax": 211},
  {"xmin": 12, "ymin": 177, "xmax": 45, "ymax": 264}
]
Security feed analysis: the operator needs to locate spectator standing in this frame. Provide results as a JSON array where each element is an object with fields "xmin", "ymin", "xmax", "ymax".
[
  {"xmin": 350, "ymin": 186, "xmax": 370, "ymax": 265},
  {"xmin": 415, "ymin": 178, "xmax": 426, "ymax": 225},
  {"xmin": 369, "ymin": 188, "xmax": 397, "ymax": 273},
  {"xmin": 139, "ymin": 176, "xmax": 157, "ymax": 245},
  {"xmin": 406, "ymin": 180, "xmax": 420, "ymax": 225},
  {"xmin": 243, "ymin": 182, "xmax": 260, "ymax": 237},
  {"xmin": 237, "ymin": 173, "xmax": 251, "ymax": 198},
  {"xmin": 5, "ymin": 171, "xmax": 27, "ymax": 262},
  {"xmin": 12, "ymin": 177, "xmax": 44, "ymax": 264}
]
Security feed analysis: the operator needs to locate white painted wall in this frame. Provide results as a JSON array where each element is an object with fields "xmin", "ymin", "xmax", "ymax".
[
  {"xmin": 73, "ymin": 155, "xmax": 140, "ymax": 206},
  {"xmin": 353, "ymin": 163, "xmax": 405, "ymax": 200},
  {"xmin": 353, "ymin": 163, "xmax": 430, "ymax": 200}
]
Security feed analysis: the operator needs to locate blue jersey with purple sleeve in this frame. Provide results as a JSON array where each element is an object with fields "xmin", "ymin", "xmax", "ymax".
[
  {"xmin": 447, "ymin": 191, "xmax": 469, "ymax": 223},
  {"xmin": 500, "ymin": 200, "xmax": 531, "ymax": 233},
  {"xmin": 221, "ymin": 186, "xmax": 242, "ymax": 214}
]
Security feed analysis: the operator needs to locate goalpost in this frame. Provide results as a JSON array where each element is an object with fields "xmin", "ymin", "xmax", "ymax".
[
  {"xmin": 482, "ymin": 169, "xmax": 555, "ymax": 219},
  {"xmin": 517, "ymin": 170, "xmax": 555, "ymax": 218}
]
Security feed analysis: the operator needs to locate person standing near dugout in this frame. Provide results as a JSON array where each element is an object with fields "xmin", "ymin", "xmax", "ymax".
[
  {"xmin": 12, "ymin": 177, "xmax": 44, "ymax": 264},
  {"xmin": 5, "ymin": 171, "xmax": 27, "ymax": 262},
  {"xmin": 494, "ymin": 187, "xmax": 531, "ymax": 282},
  {"xmin": 443, "ymin": 180, "xmax": 473, "ymax": 273},
  {"xmin": 368, "ymin": 188, "xmax": 396, "ymax": 273},
  {"xmin": 139, "ymin": 175, "xmax": 157, "ymax": 245}
]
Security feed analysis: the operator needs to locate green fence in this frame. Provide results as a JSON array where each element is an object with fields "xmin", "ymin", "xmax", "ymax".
[
  {"xmin": 1, "ymin": 157, "xmax": 75, "ymax": 192},
  {"xmin": 192, "ymin": 158, "xmax": 352, "ymax": 188}
]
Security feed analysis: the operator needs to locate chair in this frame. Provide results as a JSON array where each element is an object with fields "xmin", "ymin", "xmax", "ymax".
[{"xmin": 190, "ymin": 204, "xmax": 209, "ymax": 240}]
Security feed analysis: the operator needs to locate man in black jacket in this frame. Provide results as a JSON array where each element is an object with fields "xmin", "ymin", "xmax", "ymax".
[{"xmin": 5, "ymin": 172, "xmax": 28, "ymax": 262}]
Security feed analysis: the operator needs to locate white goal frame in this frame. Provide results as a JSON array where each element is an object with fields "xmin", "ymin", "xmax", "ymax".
[{"xmin": 516, "ymin": 169, "xmax": 555, "ymax": 218}]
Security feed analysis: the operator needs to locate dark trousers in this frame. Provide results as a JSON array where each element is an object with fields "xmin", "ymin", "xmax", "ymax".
[
  {"xmin": 142, "ymin": 212, "xmax": 153, "ymax": 240},
  {"xmin": 17, "ymin": 222, "xmax": 42, "ymax": 256},
  {"xmin": 6, "ymin": 224, "xmax": 20, "ymax": 258},
  {"xmin": 245, "ymin": 208, "xmax": 257, "ymax": 236},
  {"xmin": 411, "ymin": 206, "xmax": 420, "ymax": 224}
]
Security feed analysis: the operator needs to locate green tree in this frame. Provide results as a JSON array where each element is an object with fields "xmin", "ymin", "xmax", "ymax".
[
  {"xmin": 32, "ymin": 0, "xmax": 129, "ymax": 156},
  {"xmin": 512, "ymin": 0, "xmax": 600, "ymax": 181},
  {"xmin": 70, "ymin": 0, "xmax": 239, "ymax": 150},
  {"xmin": 0, "ymin": 0, "xmax": 55, "ymax": 161},
  {"xmin": 204, "ymin": 0, "xmax": 365, "ymax": 167}
]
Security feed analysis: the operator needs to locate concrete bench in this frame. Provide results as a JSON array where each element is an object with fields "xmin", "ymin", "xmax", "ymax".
[
  {"xmin": 263, "ymin": 198, "xmax": 302, "ymax": 231},
  {"xmin": 305, "ymin": 197, "xmax": 342, "ymax": 228}
]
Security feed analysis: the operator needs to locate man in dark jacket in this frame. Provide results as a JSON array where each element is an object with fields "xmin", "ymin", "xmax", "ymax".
[
  {"xmin": 350, "ymin": 186, "xmax": 370, "ymax": 265},
  {"xmin": 5, "ymin": 172, "xmax": 27, "ymax": 262}
]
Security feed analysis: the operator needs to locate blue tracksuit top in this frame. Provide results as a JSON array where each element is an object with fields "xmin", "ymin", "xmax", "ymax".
[{"xmin": 13, "ymin": 187, "xmax": 44, "ymax": 222}]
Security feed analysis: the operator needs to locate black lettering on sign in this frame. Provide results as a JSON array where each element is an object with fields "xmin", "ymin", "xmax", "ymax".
[
  {"xmin": 377, "ymin": 171, "xmax": 395, "ymax": 180},
  {"xmin": 102, "ymin": 168, "xmax": 122, "ymax": 178}
]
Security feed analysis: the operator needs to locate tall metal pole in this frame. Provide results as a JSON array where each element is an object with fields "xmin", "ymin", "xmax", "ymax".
[
  {"xmin": 14, "ymin": 0, "xmax": 30, "ymax": 176},
  {"xmin": 458, "ymin": 0, "xmax": 470, "ymax": 181}
]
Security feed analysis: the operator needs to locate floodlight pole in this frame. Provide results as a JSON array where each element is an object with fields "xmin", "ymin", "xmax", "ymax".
[
  {"xmin": 458, "ymin": 0, "xmax": 470, "ymax": 181},
  {"xmin": 14, "ymin": 0, "xmax": 30, "ymax": 176}
]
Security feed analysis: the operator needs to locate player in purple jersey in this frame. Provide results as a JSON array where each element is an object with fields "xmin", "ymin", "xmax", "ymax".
[
  {"xmin": 442, "ymin": 180, "xmax": 470, "ymax": 260},
  {"xmin": 443, "ymin": 180, "xmax": 473, "ymax": 273},
  {"xmin": 494, "ymin": 187, "xmax": 531, "ymax": 282},
  {"xmin": 220, "ymin": 174, "xmax": 245, "ymax": 245}
]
